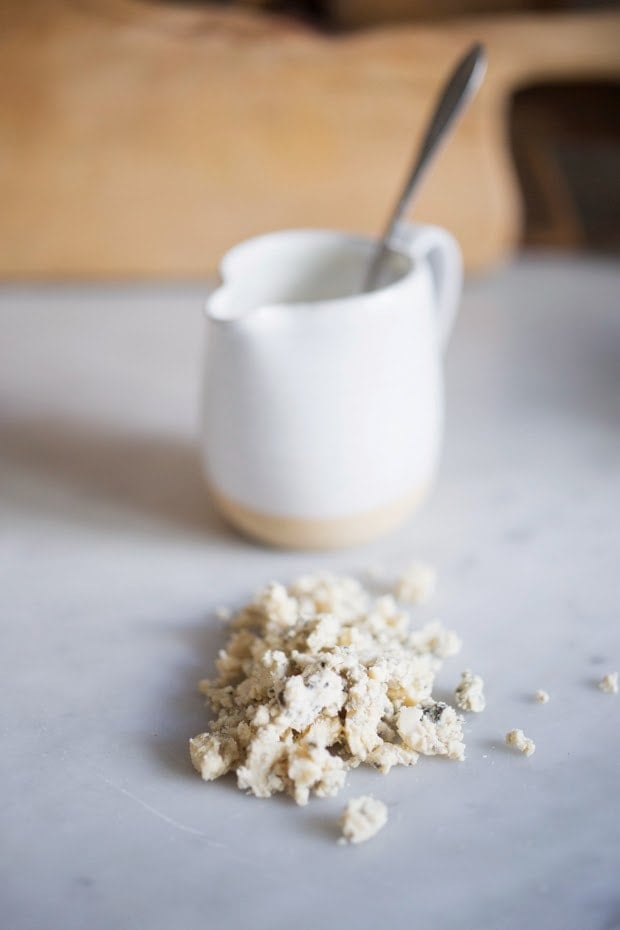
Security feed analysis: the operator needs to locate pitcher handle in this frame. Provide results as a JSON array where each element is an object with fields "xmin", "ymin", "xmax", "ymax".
[{"xmin": 395, "ymin": 223, "xmax": 463, "ymax": 350}]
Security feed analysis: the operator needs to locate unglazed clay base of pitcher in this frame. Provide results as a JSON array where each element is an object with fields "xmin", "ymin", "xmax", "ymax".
[{"xmin": 209, "ymin": 482, "xmax": 430, "ymax": 549}]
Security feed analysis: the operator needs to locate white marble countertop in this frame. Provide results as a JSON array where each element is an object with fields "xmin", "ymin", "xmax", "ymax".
[{"xmin": 1, "ymin": 256, "xmax": 619, "ymax": 930}]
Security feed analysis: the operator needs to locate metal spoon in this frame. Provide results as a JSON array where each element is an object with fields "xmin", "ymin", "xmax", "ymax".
[{"xmin": 363, "ymin": 42, "xmax": 487, "ymax": 293}]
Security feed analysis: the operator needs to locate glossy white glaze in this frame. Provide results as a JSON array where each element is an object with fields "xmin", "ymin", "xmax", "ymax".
[{"xmin": 202, "ymin": 225, "xmax": 462, "ymax": 538}]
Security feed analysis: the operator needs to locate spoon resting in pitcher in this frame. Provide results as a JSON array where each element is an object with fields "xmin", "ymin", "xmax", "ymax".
[{"xmin": 362, "ymin": 42, "xmax": 487, "ymax": 293}]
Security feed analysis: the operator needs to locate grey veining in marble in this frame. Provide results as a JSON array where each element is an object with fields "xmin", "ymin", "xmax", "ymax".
[{"xmin": 1, "ymin": 257, "xmax": 619, "ymax": 930}]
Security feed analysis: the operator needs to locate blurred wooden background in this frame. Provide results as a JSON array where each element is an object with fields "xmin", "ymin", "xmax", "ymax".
[
  {"xmin": 0, "ymin": 0, "xmax": 618, "ymax": 279},
  {"xmin": 511, "ymin": 81, "xmax": 620, "ymax": 253}
]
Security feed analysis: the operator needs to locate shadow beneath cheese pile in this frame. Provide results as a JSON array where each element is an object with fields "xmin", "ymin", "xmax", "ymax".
[{"xmin": 149, "ymin": 610, "xmax": 232, "ymax": 782}]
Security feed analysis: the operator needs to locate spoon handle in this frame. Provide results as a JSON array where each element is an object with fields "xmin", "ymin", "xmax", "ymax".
[{"xmin": 363, "ymin": 42, "xmax": 487, "ymax": 293}]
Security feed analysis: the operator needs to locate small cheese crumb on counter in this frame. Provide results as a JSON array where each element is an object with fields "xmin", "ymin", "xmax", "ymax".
[
  {"xmin": 215, "ymin": 606, "xmax": 232, "ymax": 621},
  {"xmin": 505, "ymin": 728, "xmax": 535, "ymax": 757},
  {"xmin": 190, "ymin": 573, "xmax": 464, "ymax": 805},
  {"xmin": 339, "ymin": 796, "xmax": 387, "ymax": 845},
  {"xmin": 534, "ymin": 690, "xmax": 550, "ymax": 704},
  {"xmin": 364, "ymin": 565, "xmax": 386, "ymax": 585},
  {"xmin": 598, "ymin": 672, "xmax": 618, "ymax": 695},
  {"xmin": 454, "ymin": 670, "xmax": 486, "ymax": 713},
  {"xmin": 394, "ymin": 562, "xmax": 437, "ymax": 605}
]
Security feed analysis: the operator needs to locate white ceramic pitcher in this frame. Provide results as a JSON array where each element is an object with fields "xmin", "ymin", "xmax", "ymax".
[{"xmin": 202, "ymin": 224, "xmax": 462, "ymax": 549}]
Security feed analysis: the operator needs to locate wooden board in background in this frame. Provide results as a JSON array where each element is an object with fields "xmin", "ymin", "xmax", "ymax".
[{"xmin": 0, "ymin": 1, "xmax": 618, "ymax": 278}]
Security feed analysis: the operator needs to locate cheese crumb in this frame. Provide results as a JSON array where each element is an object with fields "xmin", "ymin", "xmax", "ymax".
[
  {"xmin": 454, "ymin": 670, "xmax": 486, "ymax": 713},
  {"xmin": 190, "ymin": 573, "xmax": 464, "ymax": 805},
  {"xmin": 397, "ymin": 702, "xmax": 465, "ymax": 761},
  {"xmin": 339, "ymin": 796, "xmax": 387, "ymax": 845},
  {"xmin": 598, "ymin": 672, "xmax": 618, "ymax": 695},
  {"xmin": 394, "ymin": 562, "xmax": 437, "ymax": 605},
  {"xmin": 505, "ymin": 728, "xmax": 535, "ymax": 757},
  {"xmin": 364, "ymin": 565, "xmax": 387, "ymax": 585},
  {"xmin": 534, "ymin": 689, "xmax": 550, "ymax": 704}
]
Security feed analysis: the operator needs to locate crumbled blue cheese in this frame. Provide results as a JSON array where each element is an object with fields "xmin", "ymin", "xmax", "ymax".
[
  {"xmin": 505, "ymin": 728, "xmax": 535, "ymax": 757},
  {"xmin": 534, "ymin": 689, "xmax": 550, "ymax": 704},
  {"xmin": 339, "ymin": 796, "xmax": 388, "ymax": 844},
  {"xmin": 454, "ymin": 670, "xmax": 486, "ymax": 713},
  {"xmin": 598, "ymin": 672, "xmax": 618, "ymax": 695},
  {"xmin": 190, "ymin": 574, "xmax": 464, "ymax": 805},
  {"xmin": 397, "ymin": 702, "xmax": 465, "ymax": 760},
  {"xmin": 394, "ymin": 562, "xmax": 437, "ymax": 605}
]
